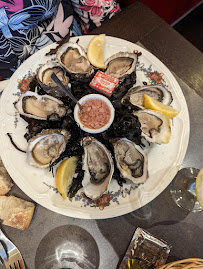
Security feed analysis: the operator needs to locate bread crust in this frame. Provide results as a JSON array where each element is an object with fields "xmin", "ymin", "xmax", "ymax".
[
  {"xmin": 0, "ymin": 159, "xmax": 13, "ymax": 195},
  {"xmin": 0, "ymin": 195, "xmax": 35, "ymax": 231}
]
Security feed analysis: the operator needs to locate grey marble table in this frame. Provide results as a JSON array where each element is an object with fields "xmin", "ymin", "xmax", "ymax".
[{"xmin": 0, "ymin": 2, "xmax": 203, "ymax": 269}]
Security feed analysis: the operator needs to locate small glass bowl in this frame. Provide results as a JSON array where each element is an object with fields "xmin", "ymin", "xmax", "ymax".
[{"xmin": 74, "ymin": 94, "xmax": 115, "ymax": 134}]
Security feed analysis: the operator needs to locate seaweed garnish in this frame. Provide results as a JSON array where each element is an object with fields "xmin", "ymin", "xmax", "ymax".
[
  {"xmin": 45, "ymin": 34, "xmax": 70, "ymax": 56},
  {"xmin": 7, "ymin": 133, "xmax": 26, "ymax": 153},
  {"xmin": 16, "ymin": 68, "xmax": 143, "ymax": 197},
  {"xmin": 68, "ymin": 157, "xmax": 84, "ymax": 199}
]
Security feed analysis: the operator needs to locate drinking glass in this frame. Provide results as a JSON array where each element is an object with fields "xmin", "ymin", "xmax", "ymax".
[{"xmin": 170, "ymin": 167, "xmax": 202, "ymax": 212}]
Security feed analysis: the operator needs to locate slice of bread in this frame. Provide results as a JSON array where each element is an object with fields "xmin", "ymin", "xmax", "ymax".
[
  {"xmin": 0, "ymin": 158, "xmax": 13, "ymax": 195},
  {"xmin": 0, "ymin": 195, "xmax": 35, "ymax": 230}
]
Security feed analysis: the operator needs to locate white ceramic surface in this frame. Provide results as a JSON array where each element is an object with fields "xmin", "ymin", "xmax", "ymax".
[
  {"xmin": 0, "ymin": 80, "xmax": 9, "ymax": 93},
  {"xmin": 0, "ymin": 36, "xmax": 190, "ymax": 219}
]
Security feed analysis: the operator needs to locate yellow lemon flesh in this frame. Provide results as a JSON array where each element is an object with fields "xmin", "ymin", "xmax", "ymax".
[
  {"xmin": 55, "ymin": 156, "xmax": 79, "ymax": 199},
  {"xmin": 87, "ymin": 34, "xmax": 105, "ymax": 69},
  {"xmin": 195, "ymin": 168, "xmax": 203, "ymax": 209},
  {"xmin": 128, "ymin": 258, "xmax": 139, "ymax": 268},
  {"xmin": 143, "ymin": 94, "xmax": 180, "ymax": 119}
]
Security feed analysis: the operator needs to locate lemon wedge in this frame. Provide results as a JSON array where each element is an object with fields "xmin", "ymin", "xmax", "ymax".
[
  {"xmin": 55, "ymin": 156, "xmax": 79, "ymax": 199},
  {"xmin": 87, "ymin": 34, "xmax": 105, "ymax": 69},
  {"xmin": 195, "ymin": 168, "xmax": 203, "ymax": 208},
  {"xmin": 128, "ymin": 258, "xmax": 139, "ymax": 268},
  {"xmin": 144, "ymin": 94, "xmax": 180, "ymax": 119}
]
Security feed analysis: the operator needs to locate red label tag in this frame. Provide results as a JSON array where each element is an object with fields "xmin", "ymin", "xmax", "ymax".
[{"xmin": 90, "ymin": 71, "xmax": 119, "ymax": 97}]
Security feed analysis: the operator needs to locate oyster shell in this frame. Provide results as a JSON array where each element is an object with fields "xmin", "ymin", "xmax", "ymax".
[
  {"xmin": 133, "ymin": 109, "xmax": 171, "ymax": 144},
  {"xmin": 56, "ymin": 42, "xmax": 94, "ymax": 82},
  {"xmin": 105, "ymin": 52, "xmax": 137, "ymax": 80},
  {"xmin": 82, "ymin": 136, "xmax": 114, "ymax": 200},
  {"xmin": 15, "ymin": 91, "xmax": 67, "ymax": 121},
  {"xmin": 122, "ymin": 85, "xmax": 173, "ymax": 109},
  {"xmin": 113, "ymin": 138, "xmax": 148, "ymax": 184},
  {"xmin": 27, "ymin": 129, "xmax": 71, "ymax": 168},
  {"xmin": 37, "ymin": 60, "xmax": 70, "ymax": 98}
]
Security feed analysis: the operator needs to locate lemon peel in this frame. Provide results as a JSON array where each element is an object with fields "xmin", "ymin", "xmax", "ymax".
[
  {"xmin": 144, "ymin": 94, "xmax": 179, "ymax": 119},
  {"xmin": 55, "ymin": 156, "xmax": 79, "ymax": 199},
  {"xmin": 195, "ymin": 168, "xmax": 203, "ymax": 208},
  {"xmin": 87, "ymin": 34, "xmax": 105, "ymax": 69}
]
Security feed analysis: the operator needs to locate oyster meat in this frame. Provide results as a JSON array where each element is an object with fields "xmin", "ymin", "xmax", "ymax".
[
  {"xmin": 27, "ymin": 129, "xmax": 71, "ymax": 168},
  {"xmin": 113, "ymin": 138, "xmax": 148, "ymax": 184},
  {"xmin": 82, "ymin": 136, "xmax": 114, "ymax": 200},
  {"xmin": 105, "ymin": 52, "xmax": 137, "ymax": 80},
  {"xmin": 15, "ymin": 91, "xmax": 67, "ymax": 120},
  {"xmin": 133, "ymin": 109, "xmax": 171, "ymax": 144},
  {"xmin": 37, "ymin": 60, "xmax": 70, "ymax": 98},
  {"xmin": 56, "ymin": 42, "xmax": 94, "ymax": 81},
  {"xmin": 122, "ymin": 85, "xmax": 173, "ymax": 109}
]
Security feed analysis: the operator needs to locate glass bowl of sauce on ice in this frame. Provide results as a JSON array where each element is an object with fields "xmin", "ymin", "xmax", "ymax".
[{"xmin": 74, "ymin": 94, "xmax": 115, "ymax": 133}]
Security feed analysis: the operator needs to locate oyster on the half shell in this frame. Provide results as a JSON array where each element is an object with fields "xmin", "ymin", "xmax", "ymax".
[
  {"xmin": 27, "ymin": 129, "xmax": 71, "ymax": 168},
  {"xmin": 133, "ymin": 109, "xmax": 171, "ymax": 144},
  {"xmin": 56, "ymin": 42, "xmax": 94, "ymax": 82},
  {"xmin": 15, "ymin": 91, "xmax": 67, "ymax": 121},
  {"xmin": 122, "ymin": 85, "xmax": 173, "ymax": 109},
  {"xmin": 82, "ymin": 136, "xmax": 114, "ymax": 200},
  {"xmin": 105, "ymin": 52, "xmax": 138, "ymax": 80},
  {"xmin": 37, "ymin": 60, "xmax": 70, "ymax": 98},
  {"xmin": 113, "ymin": 138, "xmax": 148, "ymax": 184}
]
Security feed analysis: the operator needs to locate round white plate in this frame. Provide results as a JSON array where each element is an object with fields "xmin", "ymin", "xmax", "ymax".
[{"xmin": 0, "ymin": 36, "xmax": 190, "ymax": 219}]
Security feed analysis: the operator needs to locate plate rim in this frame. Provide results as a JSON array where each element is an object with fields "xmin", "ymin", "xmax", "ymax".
[{"xmin": 0, "ymin": 35, "xmax": 190, "ymax": 219}]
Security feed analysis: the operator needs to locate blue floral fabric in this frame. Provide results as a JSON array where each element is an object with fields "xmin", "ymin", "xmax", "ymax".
[{"xmin": 0, "ymin": 0, "xmax": 120, "ymax": 80}]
